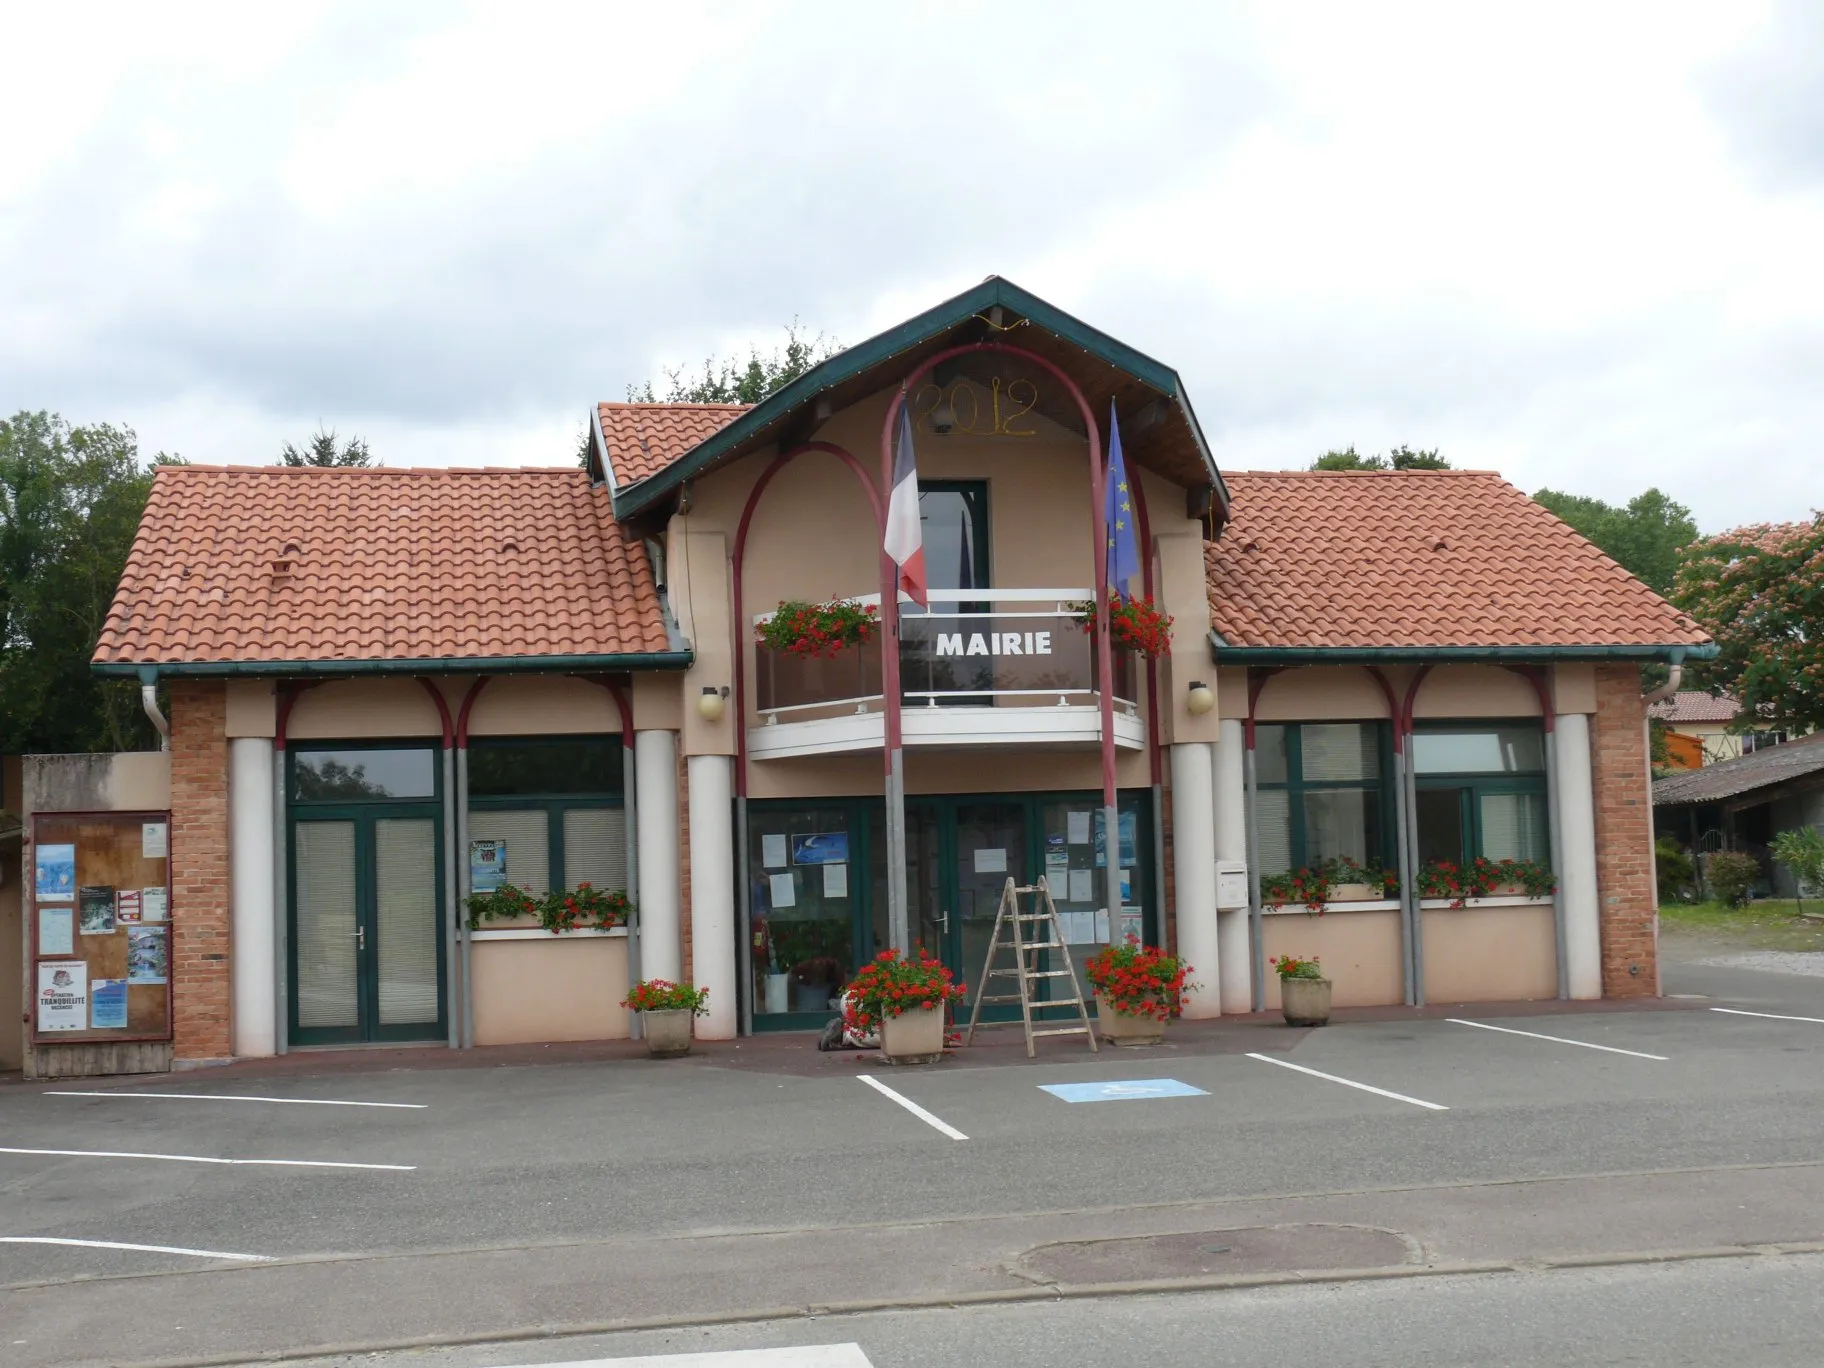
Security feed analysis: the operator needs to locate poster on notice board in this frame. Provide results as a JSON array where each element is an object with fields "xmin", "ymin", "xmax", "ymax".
[
  {"xmin": 79, "ymin": 885, "xmax": 117, "ymax": 936},
  {"xmin": 37, "ymin": 962, "xmax": 88, "ymax": 1031},
  {"xmin": 35, "ymin": 843, "xmax": 75, "ymax": 903},
  {"xmin": 91, "ymin": 978, "xmax": 129, "ymax": 1029},
  {"xmin": 127, "ymin": 926, "xmax": 168, "ymax": 985},
  {"xmin": 469, "ymin": 840, "xmax": 506, "ymax": 894}
]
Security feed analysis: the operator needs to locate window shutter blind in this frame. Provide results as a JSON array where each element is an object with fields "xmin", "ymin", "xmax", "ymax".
[
  {"xmin": 375, "ymin": 817, "xmax": 440, "ymax": 1026},
  {"xmin": 295, "ymin": 822, "xmax": 358, "ymax": 1029},
  {"xmin": 467, "ymin": 809, "xmax": 550, "ymax": 895},
  {"xmin": 563, "ymin": 808, "xmax": 628, "ymax": 892}
]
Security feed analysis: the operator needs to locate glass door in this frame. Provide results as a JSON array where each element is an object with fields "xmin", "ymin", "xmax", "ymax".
[
  {"xmin": 950, "ymin": 800, "xmax": 1027, "ymax": 1005},
  {"xmin": 291, "ymin": 804, "xmax": 445, "ymax": 1046}
]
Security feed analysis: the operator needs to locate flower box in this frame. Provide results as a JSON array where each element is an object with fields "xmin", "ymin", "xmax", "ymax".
[{"xmin": 1327, "ymin": 882, "xmax": 1379, "ymax": 902}]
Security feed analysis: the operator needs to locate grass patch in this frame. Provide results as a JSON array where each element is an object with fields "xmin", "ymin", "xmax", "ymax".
[{"xmin": 1660, "ymin": 899, "xmax": 1824, "ymax": 953}]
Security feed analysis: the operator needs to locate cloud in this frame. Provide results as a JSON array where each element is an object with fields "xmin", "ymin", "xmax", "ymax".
[{"xmin": 1, "ymin": 0, "xmax": 1820, "ymax": 531}]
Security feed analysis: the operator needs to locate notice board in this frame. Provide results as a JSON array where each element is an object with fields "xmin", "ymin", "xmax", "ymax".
[{"xmin": 31, "ymin": 810, "xmax": 174, "ymax": 1044}]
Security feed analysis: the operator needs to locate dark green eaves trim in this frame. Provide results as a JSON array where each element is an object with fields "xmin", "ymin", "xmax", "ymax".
[
  {"xmin": 1207, "ymin": 636, "xmax": 1718, "ymax": 666},
  {"xmin": 94, "ymin": 650, "xmax": 695, "ymax": 680},
  {"xmin": 611, "ymin": 275, "xmax": 1230, "ymax": 520}
]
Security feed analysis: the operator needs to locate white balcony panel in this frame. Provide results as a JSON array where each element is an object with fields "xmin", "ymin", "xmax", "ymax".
[{"xmin": 748, "ymin": 704, "xmax": 1143, "ymax": 761}]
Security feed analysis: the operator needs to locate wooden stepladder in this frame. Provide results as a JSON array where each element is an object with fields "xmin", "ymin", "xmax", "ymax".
[{"xmin": 965, "ymin": 877, "xmax": 1099, "ymax": 1058}]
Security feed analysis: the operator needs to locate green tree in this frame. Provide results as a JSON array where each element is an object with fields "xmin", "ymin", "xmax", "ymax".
[
  {"xmin": 280, "ymin": 427, "xmax": 372, "ymax": 467},
  {"xmin": 1533, "ymin": 487, "xmax": 1697, "ymax": 596},
  {"xmin": 1310, "ymin": 444, "xmax": 1451, "ymax": 471},
  {"xmin": 0, "ymin": 412, "xmax": 176, "ymax": 753},
  {"xmin": 627, "ymin": 320, "xmax": 838, "ymax": 405},
  {"xmin": 1673, "ymin": 516, "xmax": 1824, "ymax": 733}
]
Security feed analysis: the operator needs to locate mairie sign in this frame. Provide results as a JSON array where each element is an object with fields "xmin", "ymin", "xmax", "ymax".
[{"xmin": 935, "ymin": 631, "xmax": 1053, "ymax": 657}]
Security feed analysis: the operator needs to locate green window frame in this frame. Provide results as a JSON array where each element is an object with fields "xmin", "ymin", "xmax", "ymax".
[
  {"xmin": 1412, "ymin": 722, "xmax": 1550, "ymax": 868},
  {"xmin": 466, "ymin": 736, "xmax": 626, "ymax": 896},
  {"xmin": 1254, "ymin": 722, "xmax": 1396, "ymax": 875}
]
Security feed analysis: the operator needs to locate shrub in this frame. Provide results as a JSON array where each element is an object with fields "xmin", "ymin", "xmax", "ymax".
[
  {"xmin": 1706, "ymin": 851, "xmax": 1761, "ymax": 907},
  {"xmin": 1655, "ymin": 837, "xmax": 1697, "ymax": 902},
  {"xmin": 622, "ymin": 979, "xmax": 710, "ymax": 1015},
  {"xmin": 1770, "ymin": 827, "xmax": 1824, "ymax": 904}
]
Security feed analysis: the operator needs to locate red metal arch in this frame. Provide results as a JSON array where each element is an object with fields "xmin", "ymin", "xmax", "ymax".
[{"xmin": 731, "ymin": 441, "xmax": 884, "ymax": 798}]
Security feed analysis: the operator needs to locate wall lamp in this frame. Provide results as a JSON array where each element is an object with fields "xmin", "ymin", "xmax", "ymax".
[
  {"xmin": 1186, "ymin": 680, "xmax": 1215, "ymax": 716},
  {"xmin": 698, "ymin": 685, "xmax": 730, "ymax": 722}
]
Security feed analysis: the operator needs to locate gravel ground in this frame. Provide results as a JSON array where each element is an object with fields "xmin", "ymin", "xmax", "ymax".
[{"xmin": 1686, "ymin": 949, "xmax": 1824, "ymax": 977}]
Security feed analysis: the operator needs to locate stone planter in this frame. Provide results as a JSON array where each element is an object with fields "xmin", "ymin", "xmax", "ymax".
[
  {"xmin": 642, "ymin": 1008, "xmax": 694, "ymax": 1057},
  {"xmin": 1328, "ymin": 882, "xmax": 1378, "ymax": 902},
  {"xmin": 879, "ymin": 1007, "xmax": 945, "ymax": 1064},
  {"xmin": 1280, "ymin": 977, "xmax": 1333, "ymax": 1027},
  {"xmin": 1096, "ymin": 995, "xmax": 1164, "ymax": 1046}
]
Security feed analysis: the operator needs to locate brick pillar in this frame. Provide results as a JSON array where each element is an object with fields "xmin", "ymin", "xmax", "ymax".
[
  {"xmin": 1589, "ymin": 664, "xmax": 1656, "ymax": 997},
  {"xmin": 169, "ymin": 679, "xmax": 233, "ymax": 1059}
]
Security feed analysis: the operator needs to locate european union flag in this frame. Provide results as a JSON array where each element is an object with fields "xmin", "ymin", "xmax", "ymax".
[{"xmin": 1105, "ymin": 400, "xmax": 1141, "ymax": 603}]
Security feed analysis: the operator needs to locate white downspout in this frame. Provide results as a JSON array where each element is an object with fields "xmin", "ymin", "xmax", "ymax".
[{"xmin": 140, "ymin": 669, "xmax": 170, "ymax": 750}]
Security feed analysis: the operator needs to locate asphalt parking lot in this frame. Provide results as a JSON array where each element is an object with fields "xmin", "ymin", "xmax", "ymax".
[{"xmin": 3, "ymin": 957, "xmax": 1823, "ymax": 1366}]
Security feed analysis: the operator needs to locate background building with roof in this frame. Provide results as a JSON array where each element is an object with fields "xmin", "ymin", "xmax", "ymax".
[
  {"xmin": 1653, "ymin": 734, "xmax": 1824, "ymax": 896},
  {"xmin": 11, "ymin": 277, "xmax": 1714, "ymax": 1074},
  {"xmin": 1647, "ymin": 691, "xmax": 1797, "ymax": 768}
]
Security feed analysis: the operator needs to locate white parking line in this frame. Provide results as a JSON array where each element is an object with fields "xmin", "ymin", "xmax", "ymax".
[
  {"xmin": 496, "ymin": 1348, "xmax": 873, "ymax": 1367},
  {"xmin": 1245, "ymin": 1053, "xmax": 1449, "ymax": 1111},
  {"xmin": 45, "ymin": 1091, "xmax": 426, "ymax": 1109},
  {"xmin": 0, "ymin": 1147, "xmax": 414, "ymax": 1171},
  {"xmin": 1446, "ymin": 1018, "xmax": 1669, "ymax": 1060},
  {"xmin": 856, "ymin": 1074, "xmax": 968, "ymax": 1140},
  {"xmin": 0, "ymin": 1236, "xmax": 271, "ymax": 1262},
  {"xmin": 1711, "ymin": 1007, "xmax": 1824, "ymax": 1025}
]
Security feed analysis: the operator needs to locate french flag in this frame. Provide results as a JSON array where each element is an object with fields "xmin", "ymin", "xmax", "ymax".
[{"xmin": 884, "ymin": 400, "xmax": 927, "ymax": 607}]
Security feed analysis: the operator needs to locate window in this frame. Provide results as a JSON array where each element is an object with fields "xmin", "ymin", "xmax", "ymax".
[
  {"xmin": 1254, "ymin": 723, "xmax": 1391, "ymax": 875},
  {"xmin": 1414, "ymin": 724, "xmax": 1549, "ymax": 867},
  {"xmin": 293, "ymin": 747, "xmax": 436, "ymax": 802},
  {"xmin": 466, "ymin": 737, "xmax": 625, "ymax": 896},
  {"xmin": 919, "ymin": 481, "xmax": 990, "ymax": 594}
]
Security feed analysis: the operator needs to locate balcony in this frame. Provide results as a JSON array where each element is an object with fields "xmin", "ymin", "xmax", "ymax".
[{"xmin": 750, "ymin": 590, "xmax": 1144, "ymax": 761}]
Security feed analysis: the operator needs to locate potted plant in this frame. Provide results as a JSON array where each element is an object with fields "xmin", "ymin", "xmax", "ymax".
[
  {"xmin": 1261, "ymin": 866, "xmax": 1331, "ymax": 913},
  {"xmin": 790, "ymin": 956, "xmax": 844, "ymax": 1013},
  {"xmin": 1069, "ymin": 594, "xmax": 1175, "ymax": 659},
  {"xmin": 756, "ymin": 598, "xmax": 879, "ymax": 659},
  {"xmin": 622, "ymin": 979, "xmax": 710, "ymax": 1057},
  {"xmin": 1324, "ymin": 856, "xmax": 1396, "ymax": 902},
  {"xmin": 541, "ymin": 883, "xmax": 633, "ymax": 933},
  {"xmin": 1083, "ymin": 936, "xmax": 1193, "ymax": 1046},
  {"xmin": 841, "ymin": 949, "xmax": 966, "ymax": 1064},
  {"xmin": 465, "ymin": 883, "xmax": 540, "ymax": 930},
  {"xmin": 1271, "ymin": 954, "xmax": 1331, "ymax": 1027}
]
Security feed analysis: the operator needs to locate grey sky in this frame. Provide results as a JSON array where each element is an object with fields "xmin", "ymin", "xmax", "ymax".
[{"xmin": 1, "ymin": 0, "xmax": 1818, "ymax": 531}]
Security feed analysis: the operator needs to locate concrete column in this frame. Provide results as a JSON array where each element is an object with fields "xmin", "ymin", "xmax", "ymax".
[
  {"xmin": 1171, "ymin": 742, "xmax": 1220, "ymax": 1018},
  {"xmin": 634, "ymin": 729, "xmax": 682, "ymax": 984},
  {"xmin": 1555, "ymin": 714, "xmax": 1602, "ymax": 999},
  {"xmin": 228, "ymin": 737, "xmax": 277, "ymax": 1058},
  {"xmin": 1212, "ymin": 717, "xmax": 1252, "ymax": 1014},
  {"xmin": 687, "ymin": 753, "xmax": 736, "ymax": 1040}
]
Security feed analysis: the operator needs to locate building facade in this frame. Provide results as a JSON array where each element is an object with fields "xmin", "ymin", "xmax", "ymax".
[{"xmin": 68, "ymin": 278, "xmax": 1713, "ymax": 1067}]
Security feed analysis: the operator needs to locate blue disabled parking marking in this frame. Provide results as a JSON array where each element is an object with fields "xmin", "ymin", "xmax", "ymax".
[{"xmin": 1039, "ymin": 1078, "xmax": 1209, "ymax": 1103}]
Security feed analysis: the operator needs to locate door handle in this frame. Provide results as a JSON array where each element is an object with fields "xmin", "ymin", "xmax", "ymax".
[
  {"xmin": 938, "ymin": 909, "xmax": 950, "ymax": 931},
  {"xmin": 354, "ymin": 926, "xmax": 366, "ymax": 951}
]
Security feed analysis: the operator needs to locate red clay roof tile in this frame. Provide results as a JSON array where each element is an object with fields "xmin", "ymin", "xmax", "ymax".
[
  {"xmin": 1206, "ymin": 470, "xmax": 1712, "ymax": 651},
  {"xmin": 596, "ymin": 403, "xmax": 747, "ymax": 487},
  {"xmin": 93, "ymin": 466, "xmax": 673, "ymax": 667}
]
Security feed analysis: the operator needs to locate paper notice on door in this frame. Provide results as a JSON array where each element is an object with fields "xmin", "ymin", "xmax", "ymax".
[
  {"xmin": 1043, "ymin": 850, "xmax": 1069, "ymax": 894},
  {"xmin": 762, "ymin": 834, "xmax": 788, "ymax": 869},
  {"xmin": 1061, "ymin": 910, "xmax": 1094, "ymax": 944},
  {"xmin": 1119, "ymin": 909, "xmax": 1144, "ymax": 943},
  {"xmin": 823, "ymin": 862, "xmax": 848, "ymax": 898},
  {"xmin": 39, "ymin": 905, "xmax": 74, "ymax": 956},
  {"xmin": 1067, "ymin": 868, "xmax": 1093, "ymax": 903},
  {"xmin": 973, "ymin": 847, "xmax": 1006, "ymax": 874},
  {"xmin": 142, "ymin": 822, "xmax": 168, "ymax": 859},
  {"xmin": 1094, "ymin": 908, "xmax": 1110, "ymax": 942},
  {"xmin": 768, "ymin": 871, "xmax": 796, "ymax": 909},
  {"xmin": 1066, "ymin": 811, "xmax": 1092, "ymax": 845}
]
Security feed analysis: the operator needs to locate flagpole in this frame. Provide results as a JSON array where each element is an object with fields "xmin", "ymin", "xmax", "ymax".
[
  {"xmin": 1095, "ymin": 407, "xmax": 1118, "ymax": 930},
  {"xmin": 881, "ymin": 389, "xmax": 910, "ymax": 955}
]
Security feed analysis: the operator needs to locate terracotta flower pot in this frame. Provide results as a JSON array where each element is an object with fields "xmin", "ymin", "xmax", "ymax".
[
  {"xmin": 642, "ymin": 1008, "xmax": 693, "ymax": 1057},
  {"xmin": 1280, "ymin": 977, "xmax": 1333, "ymax": 1027},
  {"xmin": 1096, "ymin": 995, "xmax": 1164, "ymax": 1046},
  {"xmin": 879, "ymin": 1006, "xmax": 945, "ymax": 1064}
]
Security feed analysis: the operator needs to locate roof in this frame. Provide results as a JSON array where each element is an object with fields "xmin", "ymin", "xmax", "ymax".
[
  {"xmin": 1206, "ymin": 470, "xmax": 1713, "ymax": 659},
  {"xmin": 92, "ymin": 466, "xmax": 686, "ymax": 675},
  {"xmin": 1649, "ymin": 691, "xmax": 1740, "ymax": 725},
  {"xmin": 1653, "ymin": 733, "xmax": 1824, "ymax": 807},
  {"xmin": 599, "ymin": 275, "xmax": 1230, "ymax": 522},
  {"xmin": 595, "ymin": 402, "xmax": 747, "ymax": 488}
]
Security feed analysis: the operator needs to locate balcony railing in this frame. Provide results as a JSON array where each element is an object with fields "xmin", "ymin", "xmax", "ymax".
[{"xmin": 754, "ymin": 590, "xmax": 1138, "ymax": 721}]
